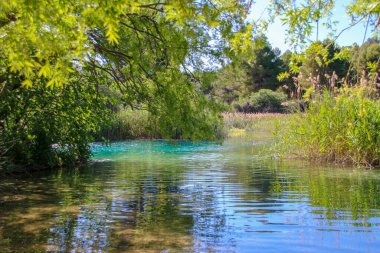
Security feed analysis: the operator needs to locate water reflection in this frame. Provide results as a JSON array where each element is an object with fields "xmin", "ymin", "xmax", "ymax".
[{"xmin": 1, "ymin": 140, "xmax": 380, "ymax": 252}]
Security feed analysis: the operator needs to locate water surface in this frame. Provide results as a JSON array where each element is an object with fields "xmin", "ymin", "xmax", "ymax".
[{"xmin": 1, "ymin": 139, "xmax": 380, "ymax": 252}]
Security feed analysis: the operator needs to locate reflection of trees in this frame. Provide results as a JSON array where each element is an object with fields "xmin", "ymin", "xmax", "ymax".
[
  {"xmin": 232, "ymin": 159, "xmax": 380, "ymax": 221},
  {"xmin": 0, "ymin": 159, "xmax": 196, "ymax": 252},
  {"xmin": 218, "ymin": 150, "xmax": 380, "ymax": 223},
  {"xmin": 107, "ymin": 161, "xmax": 195, "ymax": 252},
  {"xmin": 1, "ymin": 143, "xmax": 380, "ymax": 252},
  {"xmin": 178, "ymin": 172, "xmax": 231, "ymax": 252},
  {"xmin": 288, "ymin": 167, "xmax": 380, "ymax": 221},
  {"xmin": 0, "ymin": 174, "xmax": 73, "ymax": 253}
]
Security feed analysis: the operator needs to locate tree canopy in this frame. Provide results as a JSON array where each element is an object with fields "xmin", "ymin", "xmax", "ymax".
[
  {"xmin": 0, "ymin": 0, "xmax": 255, "ymax": 170},
  {"xmin": 268, "ymin": 0, "xmax": 380, "ymax": 49},
  {"xmin": 0, "ymin": 0, "xmax": 253, "ymax": 88},
  {"xmin": 244, "ymin": 36, "xmax": 283, "ymax": 92}
]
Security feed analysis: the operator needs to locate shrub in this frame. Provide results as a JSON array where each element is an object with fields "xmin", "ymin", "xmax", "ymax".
[
  {"xmin": 281, "ymin": 100, "xmax": 309, "ymax": 113},
  {"xmin": 234, "ymin": 89, "xmax": 287, "ymax": 113},
  {"xmin": 276, "ymin": 88, "xmax": 380, "ymax": 167}
]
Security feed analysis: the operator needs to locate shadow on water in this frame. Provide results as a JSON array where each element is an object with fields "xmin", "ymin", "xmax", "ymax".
[{"xmin": 0, "ymin": 139, "xmax": 380, "ymax": 252}]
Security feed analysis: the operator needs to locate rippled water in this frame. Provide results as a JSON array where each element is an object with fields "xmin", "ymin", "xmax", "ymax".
[{"xmin": 1, "ymin": 139, "xmax": 380, "ymax": 252}]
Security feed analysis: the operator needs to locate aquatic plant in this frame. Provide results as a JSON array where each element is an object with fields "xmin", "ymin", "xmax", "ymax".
[{"xmin": 276, "ymin": 88, "xmax": 380, "ymax": 167}]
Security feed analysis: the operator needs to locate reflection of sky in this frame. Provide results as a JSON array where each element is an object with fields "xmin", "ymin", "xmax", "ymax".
[
  {"xmin": 249, "ymin": 0, "xmax": 371, "ymax": 52},
  {"xmin": 2, "ymin": 139, "xmax": 379, "ymax": 252},
  {"xmin": 166, "ymin": 140, "xmax": 380, "ymax": 252},
  {"xmin": 47, "ymin": 199, "xmax": 111, "ymax": 252}
]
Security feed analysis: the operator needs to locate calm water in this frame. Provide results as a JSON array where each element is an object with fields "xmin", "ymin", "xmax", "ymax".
[{"xmin": 1, "ymin": 138, "xmax": 380, "ymax": 252}]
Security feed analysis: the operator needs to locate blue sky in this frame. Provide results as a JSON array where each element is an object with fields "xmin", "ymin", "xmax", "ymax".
[{"xmin": 248, "ymin": 0, "xmax": 373, "ymax": 53}]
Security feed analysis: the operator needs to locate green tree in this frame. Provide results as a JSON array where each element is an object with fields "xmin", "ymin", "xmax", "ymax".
[
  {"xmin": 211, "ymin": 36, "xmax": 284, "ymax": 106},
  {"xmin": 278, "ymin": 50, "xmax": 298, "ymax": 98},
  {"xmin": 297, "ymin": 40, "xmax": 349, "ymax": 91},
  {"xmin": 0, "ymin": 0, "xmax": 253, "ymax": 87},
  {"xmin": 0, "ymin": 1, "xmax": 254, "ymax": 170},
  {"xmin": 211, "ymin": 64, "xmax": 249, "ymax": 105},
  {"xmin": 244, "ymin": 36, "xmax": 283, "ymax": 92},
  {"xmin": 351, "ymin": 39, "xmax": 380, "ymax": 87},
  {"xmin": 0, "ymin": 64, "xmax": 112, "ymax": 170},
  {"xmin": 269, "ymin": 0, "xmax": 380, "ymax": 49}
]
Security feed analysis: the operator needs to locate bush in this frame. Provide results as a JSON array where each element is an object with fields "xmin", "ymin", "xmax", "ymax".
[
  {"xmin": 276, "ymin": 88, "xmax": 380, "ymax": 167},
  {"xmin": 234, "ymin": 89, "xmax": 287, "ymax": 113},
  {"xmin": 281, "ymin": 100, "xmax": 309, "ymax": 113}
]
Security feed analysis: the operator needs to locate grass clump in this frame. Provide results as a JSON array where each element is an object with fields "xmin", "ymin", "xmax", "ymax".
[{"xmin": 276, "ymin": 88, "xmax": 380, "ymax": 168}]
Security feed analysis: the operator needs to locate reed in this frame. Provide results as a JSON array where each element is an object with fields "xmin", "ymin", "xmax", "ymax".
[
  {"xmin": 99, "ymin": 109, "xmax": 160, "ymax": 140},
  {"xmin": 276, "ymin": 88, "xmax": 380, "ymax": 167},
  {"xmin": 223, "ymin": 112, "xmax": 287, "ymax": 131}
]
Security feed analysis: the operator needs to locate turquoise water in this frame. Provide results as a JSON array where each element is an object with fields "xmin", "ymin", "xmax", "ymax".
[{"xmin": 1, "ymin": 139, "xmax": 380, "ymax": 252}]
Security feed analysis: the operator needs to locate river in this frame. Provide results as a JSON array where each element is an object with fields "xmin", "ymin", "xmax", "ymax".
[{"xmin": 0, "ymin": 138, "xmax": 379, "ymax": 252}]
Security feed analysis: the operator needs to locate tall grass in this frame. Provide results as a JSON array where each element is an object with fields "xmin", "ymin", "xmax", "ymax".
[
  {"xmin": 223, "ymin": 112, "xmax": 286, "ymax": 130},
  {"xmin": 100, "ymin": 110, "xmax": 288, "ymax": 140},
  {"xmin": 276, "ymin": 88, "xmax": 380, "ymax": 167},
  {"xmin": 99, "ymin": 108, "xmax": 223, "ymax": 140},
  {"xmin": 99, "ymin": 109, "xmax": 160, "ymax": 140},
  {"xmin": 222, "ymin": 112, "xmax": 290, "ymax": 138}
]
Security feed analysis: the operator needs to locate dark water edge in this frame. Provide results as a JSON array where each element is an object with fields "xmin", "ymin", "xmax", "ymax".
[{"xmin": 1, "ymin": 139, "xmax": 380, "ymax": 252}]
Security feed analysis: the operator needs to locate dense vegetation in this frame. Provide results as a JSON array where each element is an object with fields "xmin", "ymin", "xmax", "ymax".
[
  {"xmin": 0, "ymin": 0, "xmax": 251, "ymax": 171},
  {"xmin": 208, "ymin": 38, "xmax": 379, "ymax": 111},
  {"xmin": 0, "ymin": 0, "xmax": 379, "ymax": 171},
  {"xmin": 220, "ymin": 38, "xmax": 380, "ymax": 167},
  {"xmin": 0, "ymin": 70, "xmax": 112, "ymax": 170},
  {"xmin": 277, "ymin": 89, "xmax": 380, "ymax": 167}
]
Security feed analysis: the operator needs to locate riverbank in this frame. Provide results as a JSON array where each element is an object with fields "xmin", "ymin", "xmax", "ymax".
[
  {"xmin": 222, "ymin": 112, "xmax": 291, "ymax": 138},
  {"xmin": 101, "ymin": 110, "xmax": 292, "ymax": 140},
  {"xmin": 1, "ymin": 111, "xmax": 288, "ymax": 174}
]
